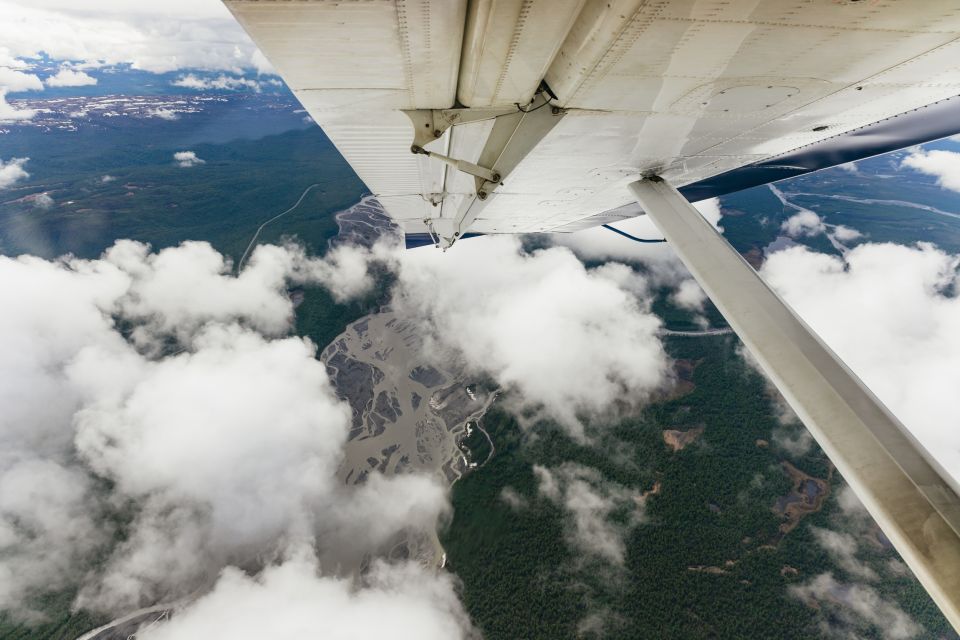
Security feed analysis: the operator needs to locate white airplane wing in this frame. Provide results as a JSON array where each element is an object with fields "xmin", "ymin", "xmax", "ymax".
[
  {"xmin": 223, "ymin": 0, "xmax": 960, "ymax": 247},
  {"xmin": 223, "ymin": 0, "xmax": 960, "ymax": 630}
]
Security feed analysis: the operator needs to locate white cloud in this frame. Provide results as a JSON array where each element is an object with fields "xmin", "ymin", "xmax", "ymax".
[
  {"xmin": 810, "ymin": 527, "xmax": 878, "ymax": 582},
  {"xmin": 298, "ymin": 241, "xmax": 390, "ymax": 303},
  {"xmin": 771, "ymin": 420, "xmax": 814, "ymax": 457},
  {"xmin": 139, "ymin": 549, "xmax": 473, "ymax": 640},
  {"xmin": 0, "ymin": 92, "xmax": 35, "ymax": 121},
  {"xmin": 147, "ymin": 107, "xmax": 178, "ymax": 120},
  {"xmin": 0, "ymin": 240, "xmax": 459, "ymax": 625},
  {"xmin": 0, "ymin": 66, "xmax": 43, "ymax": 121},
  {"xmin": 694, "ymin": 197, "xmax": 724, "ymax": 231},
  {"xmin": 781, "ymin": 209, "xmax": 826, "ymax": 237},
  {"xmin": 30, "ymin": 192, "xmax": 53, "ymax": 209},
  {"xmin": 499, "ymin": 486, "xmax": 527, "ymax": 510},
  {"xmin": 0, "ymin": 1, "xmax": 265, "ymax": 75},
  {"xmin": 172, "ymin": 73, "xmax": 263, "ymax": 92},
  {"xmin": 760, "ymin": 242, "xmax": 960, "ymax": 481},
  {"xmin": 173, "ymin": 150, "xmax": 204, "ymax": 168},
  {"xmin": 0, "ymin": 66, "xmax": 42, "ymax": 92},
  {"xmin": 45, "ymin": 67, "xmax": 97, "ymax": 87},
  {"xmin": 250, "ymin": 48, "xmax": 275, "ymax": 75},
  {"xmin": 902, "ymin": 149, "xmax": 960, "ymax": 192},
  {"xmin": 0, "ymin": 47, "xmax": 27, "ymax": 69},
  {"xmin": 534, "ymin": 463, "xmax": 645, "ymax": 564},
  {"xmin": 671, "ymin": 278, "xmax": 707, "ymax": 312},
  {"xmin": 831, "ymin": 225, "xmax": 863, "ymax": 242},
  {"xmin": 837, "ymin": 161, "xmax": 860, "ymax": 174},
  {"xmin": 0, "ymin": 157, "xmax": 29, "ymax": 188},
  {"xmin": 555, "ymin": 198, "xmax": 720, "ymax": 325},
  {"xmin": 790, "ymin": 573, "xmax": 922, "ymax": 639},
  {"xmin": 391, "ymin": 237, "xmax": 670, "ymax": 439}
]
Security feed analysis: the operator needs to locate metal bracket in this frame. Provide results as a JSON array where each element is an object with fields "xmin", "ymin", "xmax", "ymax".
[
  {"xmin": 402, "ymin": 105, "xmax": 518, "ymax": 150},
  {"xmin": 410, "ymin": 145, "xmax": 501, "ymax": 185},
  {"xmin": 401, "ymin": 88, "xmax": 565, "ymax": 248}
]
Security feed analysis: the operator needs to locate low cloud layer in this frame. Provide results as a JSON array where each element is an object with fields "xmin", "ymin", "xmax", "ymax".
[
  {"xmin": 173, "ymin": 151, "xmax": 204, "ymax": 168},
  {"xmin": 554, "ymin": 199, "xmax": 719, "ymax": 325},
  {"xmin": 789, "ymin": 573, "xmax": 921, "ymax": 639},
  {"xmin": 534, "ymin": 463, "xmax": 646, "ymax": 564},
  {"xmin": 46, "ymin": 67, "xmax": 97, "ymax": 87},
  {"xmin": 173, "ymin": 73, "xmax": 279, "ymax": 93},
  {"xmin": 0, "ymin": 66, "xmax": 42, "ymax": 121},
  {"xmin": 760, "ymin": 241, "xmax": 960, "ymax": 480},
  {"xmin": 0, "ymin": 1, "xmax": 266, "ymax": 75},
  {"xmin": 902, "ymin": 148, "xmax": 960, "ymax": 193},
  {"xmin": 0, "ymin": 240, "xmax": 466, "ymax": 637},
  {"xmin": 0, "ymin": 156, "xmax": 29, "ymax": 188},
  {"xmin": 141, "ymin": 551, "xmax": 472, "ymax": 640},
  {"xmin": 392, "ymin": 237, "xmax": 670, "ymax": 439}
]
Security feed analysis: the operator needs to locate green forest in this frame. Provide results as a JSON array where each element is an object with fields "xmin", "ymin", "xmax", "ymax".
[{"xmin": 442, "ymin": 333, "xmax": 951, "ymax": 639}]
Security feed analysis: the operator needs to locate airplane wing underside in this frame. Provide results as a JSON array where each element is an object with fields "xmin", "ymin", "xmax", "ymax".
[{"xmin": 224, "ymin": 0, "xmax": 960, "ymax": 247}]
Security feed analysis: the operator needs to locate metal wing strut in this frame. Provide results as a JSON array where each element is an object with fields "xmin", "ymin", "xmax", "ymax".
[{"xmin": 629, "ymin": 177, "xmax": 960, "ymax": 631}]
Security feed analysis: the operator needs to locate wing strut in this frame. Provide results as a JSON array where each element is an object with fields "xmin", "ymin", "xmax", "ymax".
[{"xmin": 629, "ymin": 177, "xmax": 960, "ymax": 632}]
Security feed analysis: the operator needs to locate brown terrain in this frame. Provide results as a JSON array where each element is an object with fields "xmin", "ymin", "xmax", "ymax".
[
  {"xmin": 663, "ymin": 425, "xmax": 705, "ymax": 452},
  {"xmin": 773, "ymin": 461, "xmax": 830, "ymax": 536}
]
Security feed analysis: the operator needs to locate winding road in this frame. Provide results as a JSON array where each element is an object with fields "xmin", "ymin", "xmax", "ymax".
[
  {"xmin": 236, "ymin": 182, "xmax": 321, "ymax": 271},
  {"xmin": 74, "ymin": 603, "xmax": 175, "ymax": 640}
]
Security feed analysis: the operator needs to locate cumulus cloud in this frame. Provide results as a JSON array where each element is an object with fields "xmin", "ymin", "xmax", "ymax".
[
  {"xmin": 902, "ymin": 149, "xmax": 960, "ymax": 193},
  {"xmin": 832, "ymin": 225, "xmax": 863, "ymax": 242},
  {"xmin": 250, "ymin": 48, "xmax": 276, "ymax": 75},
  {"xmin": 0, "ymin": 66, "xmax": 43, "ymax": 121},
  {"xmin": 300, "ymin": 240, "xmax": 392, "ymax": 303},
  {"xmin": 140, "ymin": 550, "xmax": 473, "ymax": 640},
  {"xmin": 0, "ymin": 157, "xmax": 29, "ymax": 188},
  {"xmin": 770, "ymin": 185, "xmax": 863, "ymax": 251},
  {"xmin": 392, "ymin": 237, "xmax": 670, "ymax": 439},
  {"xmin": 760, "ymin": 242, "xmax": 960, "ymax": 480},
  {"xmin": 0, "ymin": 65, "xmax": 42, "ymax": 92},
  {"xmin": 534, "ymin": 463, "xmax": 645, "ymax": 564},
  {"xmin": 172, "ymin": 73, "xmax": 265, "ymax": 92},
  {"xmin": 670, "ymin": 278, "xmax": 707, "ymax": 312},
  {"xmin": 0, "ymin": 1, "xmax": 268, "ymax": 75},
  {"xmin": 810, "ymin": 527, "xmax": 878, "ymax": 582},
  {"xmin": 555, "ymin": 198, "xmax": 720, "ymax": 326},
  {"xmin": 790, "ymin": 573, "xmax": 922, "ymax": 639},
  {"xmin": 781, "ymin": 209, "xmax": 826, "ymax": 237},
  {"xmin": 29, "ymin": 192, "xmax": 54, "ymax": 209},
  {"xmin": 499, "ymin": 486, "xmax": 527, "ymax": 510},
  {"xmin": 45, "ymin": 67, "xmax": 97, "ymax": 87},
  {"xmin": 0, "ymin": 240, "xmax": 458, "ymax": 626},
  {"xmin": 693, "ymin": 197, "xmax": 724, "ymax": 231},
  {"xmin": 0, "ymin": 47, "xmax": 27, "ymax": 69},
  {"xmin": 173, "ymin": 151, "xmax": 204, "ymax": 168},
  {"xmin": 147, "ymin": 107, "xmax": 178, "ymax": 120}
]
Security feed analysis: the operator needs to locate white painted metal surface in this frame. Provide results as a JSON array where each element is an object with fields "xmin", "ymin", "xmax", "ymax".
[
  {"xmin": 458, "ymin": 0, "xmax": 585, "ymax": 107},
  {"xmin": 630, "ymin": 177, "xmax": 960, "ymax": 632},
  {"xmin": 225, "ymin": 0, "xmax": 960, "ymax": 242}
]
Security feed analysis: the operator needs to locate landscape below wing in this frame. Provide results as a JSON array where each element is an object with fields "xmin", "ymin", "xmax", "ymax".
[{"xmin": 224, "ymin": 0, "xmax": 960, "ymax": 247}]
